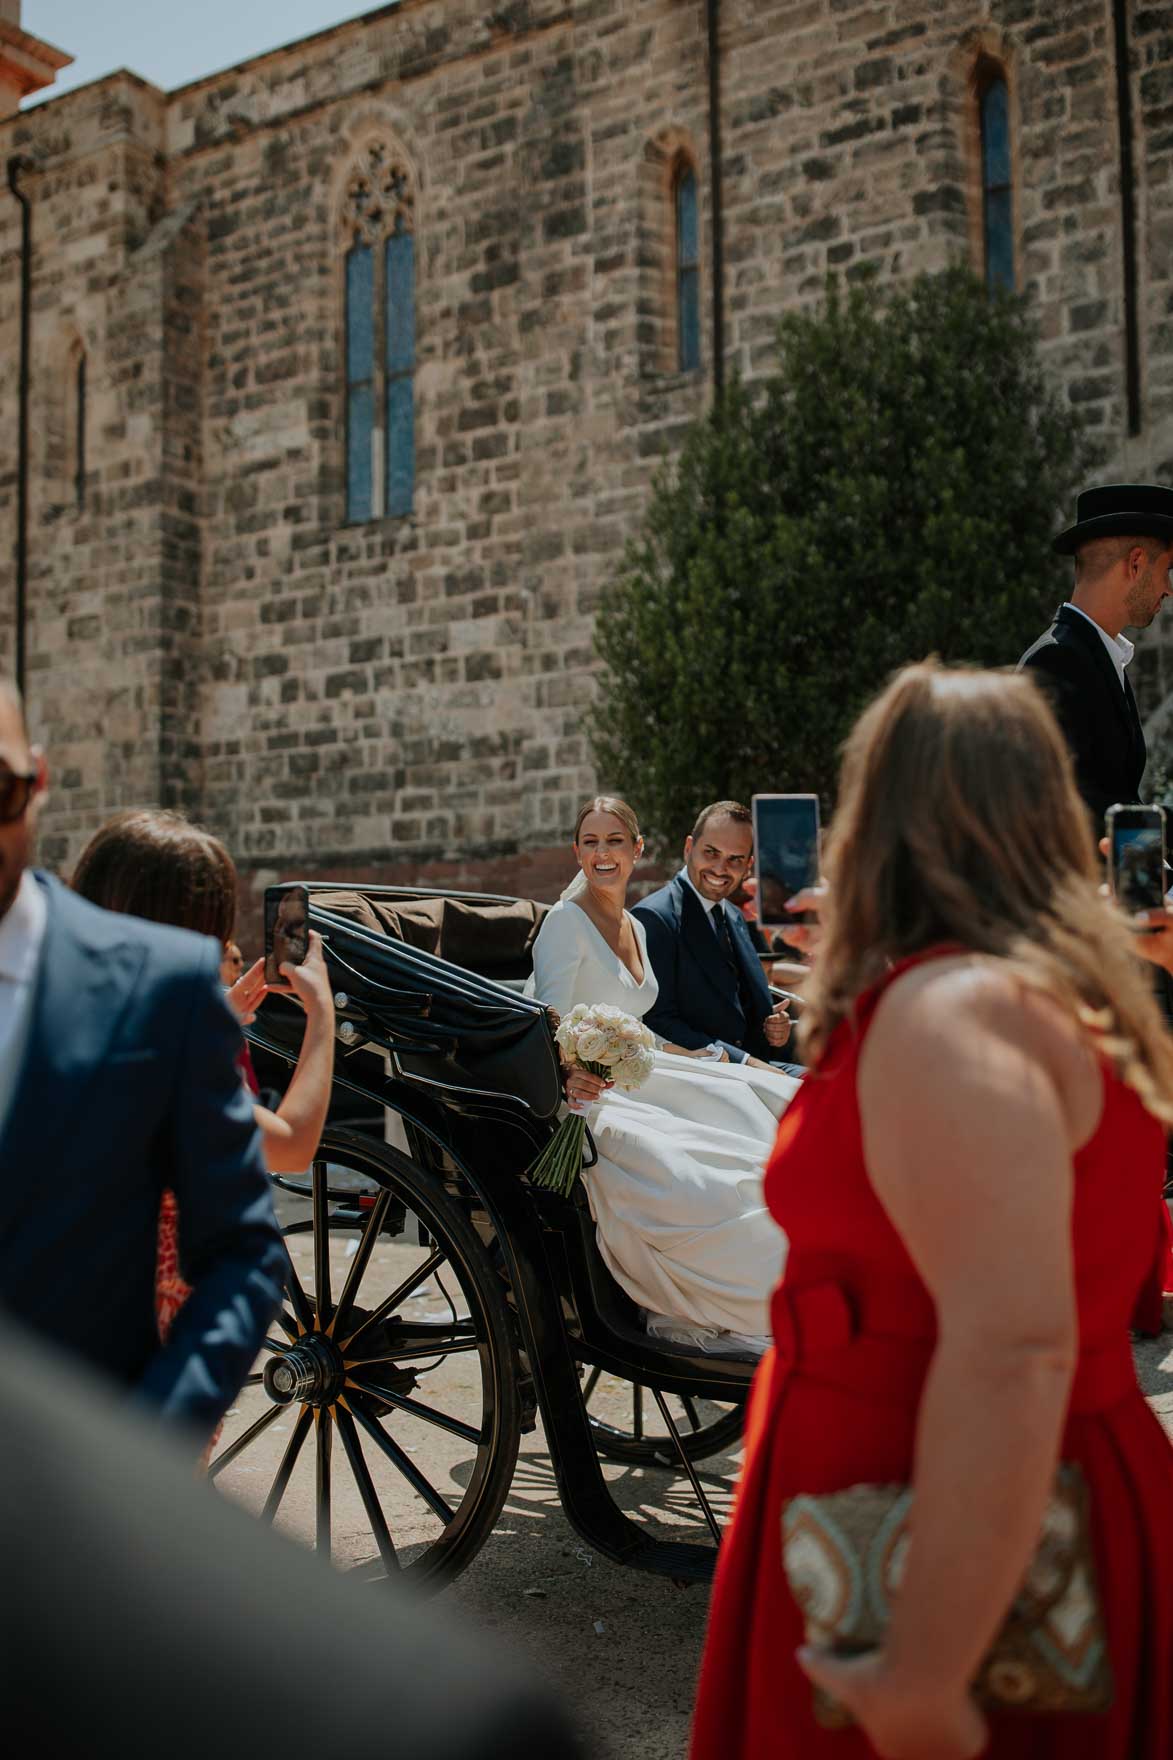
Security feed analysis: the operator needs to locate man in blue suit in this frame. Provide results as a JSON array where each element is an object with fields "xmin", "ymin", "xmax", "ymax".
[
  {"xmin": 632, "ymin": 800, "xmax": 803, "ymax": 1072},
  {"xmin": 0, "ymin": 679, "xmax": 285, "ymax": 1440}
]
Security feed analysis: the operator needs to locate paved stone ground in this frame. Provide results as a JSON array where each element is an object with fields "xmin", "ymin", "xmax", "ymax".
[{"xmin": 215, "ymin": 1208, "xmax": 1173, "ymax": 1760}]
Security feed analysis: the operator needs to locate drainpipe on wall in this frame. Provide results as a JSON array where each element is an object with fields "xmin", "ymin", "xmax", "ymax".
[
  {"xmin": 7, "ymin": 153, "xmax": 33, "ymax": 696},
  {"xmin": 706, "ymin": 0, "xmax": 724, "ymax": 400},
  {"xmin": 1111, "ymin": 0, "xmax": 1141, "ymax": 439}
]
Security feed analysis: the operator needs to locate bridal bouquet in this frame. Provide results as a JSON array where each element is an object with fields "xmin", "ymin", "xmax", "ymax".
[{"xmin": 528, "ymin": 1003, "xmax": 657, "ymax": 1197}]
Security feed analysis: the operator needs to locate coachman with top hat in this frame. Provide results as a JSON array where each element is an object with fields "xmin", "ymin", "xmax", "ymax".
[{"xmin": 1019, "ymin": 484, "xmax": 1173, "ymax": 831}]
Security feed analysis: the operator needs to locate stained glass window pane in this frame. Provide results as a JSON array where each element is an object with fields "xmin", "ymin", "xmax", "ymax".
[
  {"xmin": 678, "ymin": 266, "xmax": 700, "ymax": 373},
  {"xmin": 981, "ymin": 80, "xmax": 1011, "ymax": 191},
  {"xmin": 984, "ymin": 188, "xmax": 1015, "ymax": 292},
  {"xmin": 345, "ymin": 244, "xmax": 374, "ymax": 382},
  {"xmin": 347, "ymin": 384, "xmax": 374, "ymax": 523},
  {"xmin": 385, "ymin": 228, "xmax": 415, "ymax": 374},
  {"xmin": 386, "ymin": 375, "xmax": 414, "ymax": 518},
  {"xmin": 676, "ymin": 168, "xmax": 699, "ymax": 269}
]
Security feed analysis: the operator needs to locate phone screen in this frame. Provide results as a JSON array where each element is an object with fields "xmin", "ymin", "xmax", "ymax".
[
  {"xmin": 264, "ymin": 884, "xmax": 310, "ymax": 985},
  {"xmin": 752, "ymin": 795, "xmax": 820, "ymax": 928},
  {"xmin": 1109, "ymin": 809, "xmax": 1166, "ymax": 917}
]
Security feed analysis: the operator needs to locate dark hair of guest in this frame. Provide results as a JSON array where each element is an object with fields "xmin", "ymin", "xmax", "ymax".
[
  {"xmin": 72, "ymin": 809, "xmax": 237, "ymax": 946},
  {"xmin": 690, "ymin": 800, "xmax": 752, "ymax": 843}
]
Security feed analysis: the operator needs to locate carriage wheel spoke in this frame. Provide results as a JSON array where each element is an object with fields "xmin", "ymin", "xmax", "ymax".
[
  {"xmin": 329, "ymin": 1190, "xmax": 392, "ymax": 1340},
  {"xmin": 349, "ymin": 1395, "xmax": 455, "ymax": 1525},
  {"xmin": 346, "ymin": 1336, "xmax": 479, "ymax": 1367},
  {"xmin": 680, "ymin": 1395, "xmax": 702, "ymax": 1433},
  {"xmin": 261, "ymin": 1405, "xmax": 312, "ymax": 1523},
  {"xmin": 312, "ymin": 1160, "xmax": 332, "ymax": 1327},
  {"xmin": 316, "ymin": 1407, "xmax": 333, "ymax": 1560},
  {"xmin": 336, "ymin": 1402, "xmax": 400, "ymax": 1574},
  {"xmin": 282, "ymin": 1248, "xmax": 315, "ymax": 1336},
  {"xmin": 344, "ymin": 1374, "xmax": 481, "ymax": 1445},
  {"xmin": 339, "ymin": 1247, "xmax": 444, "ymax": 1354},
  {"xmin": 632, "ymin": 1383, "xmax": 643, "ymax": 1441},
  {"xmin": 582, "ymin": 1366, "xmax": 602, "ymax": 1404},
  {"xmin": 207, "ymin": 1401, "xmax": 284, "ymax": 1478}
]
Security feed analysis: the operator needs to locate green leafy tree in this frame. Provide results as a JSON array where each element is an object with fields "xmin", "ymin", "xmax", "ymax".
[{"xmin": 590, "ymin": 267, "xmax": 1097, "ymax": 856}]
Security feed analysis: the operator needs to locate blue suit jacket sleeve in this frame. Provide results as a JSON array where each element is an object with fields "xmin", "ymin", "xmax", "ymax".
[{"xmin": 137, "ymin": 951, "xmax": 285, "ymax": 1434}]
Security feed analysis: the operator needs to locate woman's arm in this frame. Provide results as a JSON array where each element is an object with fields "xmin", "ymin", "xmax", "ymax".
[
  {"xmin": 530, "ymin": 906, "xmax": 586, "ymax": 1021},
  {"xmin": 252, "ymin": 932, "xmax": 336, "ymax": 1175},
  {"xmin": 801, "ymin": 961, "xmax": 1088, "ymax": 1759}
]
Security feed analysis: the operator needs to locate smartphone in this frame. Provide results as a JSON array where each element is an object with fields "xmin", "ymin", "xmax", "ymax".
[
  {"xmin": 751, "ymin": 794, "xmax": 820, "ymax": 930},
  {"xmin": 1106, "ymin": 803, "xmax": 1166, "ymax": 923},
  {"xmin": 264, "ymin": 883, "xmax": 311, "ymax": 985}
]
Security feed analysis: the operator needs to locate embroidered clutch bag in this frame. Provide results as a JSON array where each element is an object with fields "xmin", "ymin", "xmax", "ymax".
[{"xmin": 781, "ymin": 1464, "xmax": 1112, "ymax": 1725}]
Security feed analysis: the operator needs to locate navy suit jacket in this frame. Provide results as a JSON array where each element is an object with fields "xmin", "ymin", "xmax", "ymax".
[
  {"xmin": 632, "ymin": 872, "xmax": 774, "ymax": 1062},
  {"xmin": 0, "ymin": 873, "xmax": 285, "ymax": 1436}
]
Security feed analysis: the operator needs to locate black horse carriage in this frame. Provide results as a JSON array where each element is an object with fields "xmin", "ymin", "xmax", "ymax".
[{"xmin": 213, "ymin": 883, "xmax": 761, "ymax": 1589}]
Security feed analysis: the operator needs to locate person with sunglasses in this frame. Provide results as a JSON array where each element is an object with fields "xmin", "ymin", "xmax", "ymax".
[{"xmin": 0, "ymin": 678, "xmax": 285, "ymax": 1446}]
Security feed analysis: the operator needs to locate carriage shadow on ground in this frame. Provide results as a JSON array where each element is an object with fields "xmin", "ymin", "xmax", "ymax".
[{"xmin": 445, "ymin": 1427, "xmax": 738, "ymax": 1760}]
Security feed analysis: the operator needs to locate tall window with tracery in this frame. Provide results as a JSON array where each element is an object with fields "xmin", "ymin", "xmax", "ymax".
[
  {"xmin": 342, "ymin": 144, "xmax": 416, "ymax": 523},
  {"xmin": 979, "ymin": 72, "xmax": 1014, "ymax": 293},
  {"xmin": 675, "ymin": 162, "xmax": 700, "ymax": 373}
]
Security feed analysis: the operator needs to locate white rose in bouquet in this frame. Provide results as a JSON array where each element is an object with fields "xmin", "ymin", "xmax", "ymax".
[{"xmin": 530, "ymin": 1002, "xmax": 657, "ymax": 1196}]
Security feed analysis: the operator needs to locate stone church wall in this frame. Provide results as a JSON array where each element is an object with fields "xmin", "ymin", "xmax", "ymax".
[{"xmin": 1, "ymin": 0, "xmax": 1172, "ymax": 929}]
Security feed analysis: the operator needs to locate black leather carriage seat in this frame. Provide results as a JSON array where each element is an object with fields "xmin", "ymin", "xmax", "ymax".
[{"xmin": 313, "ymin": 890, "xmax": 549, "ymax": 984}]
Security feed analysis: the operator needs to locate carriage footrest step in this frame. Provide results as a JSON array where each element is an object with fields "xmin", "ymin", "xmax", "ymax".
[{"xmin": 622, "ymin": 1538, "xmax": 716, "ymax": 1585}]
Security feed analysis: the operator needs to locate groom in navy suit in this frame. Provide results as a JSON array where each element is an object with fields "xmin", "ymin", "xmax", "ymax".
[
  {"xmin": 0, "ymin": 679, "xmax": 285, "ymax": 1440},
  {"xmin": 632, "ymin": 800, "xmax": 801, "ymax": 1071}
]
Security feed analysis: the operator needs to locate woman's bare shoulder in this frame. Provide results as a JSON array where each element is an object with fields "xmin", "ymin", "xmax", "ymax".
[{"xmin": 869, "ymin": 953, "xmax": 1094, "ymax": 1093}]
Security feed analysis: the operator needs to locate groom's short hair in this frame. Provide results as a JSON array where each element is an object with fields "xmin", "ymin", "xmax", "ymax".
[{"xmin": 690, "ymin": 800, "xmax": 752, "ymax": 843}]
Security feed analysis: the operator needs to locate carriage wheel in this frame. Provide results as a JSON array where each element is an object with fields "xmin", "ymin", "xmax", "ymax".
[
  {"xmin": 583, "ymin": 1367, "xmax": 745, "ymax": 1465},
  {"xmin": 210, "ymin": 1127, "xmax": 521, "ymax": 1591}
]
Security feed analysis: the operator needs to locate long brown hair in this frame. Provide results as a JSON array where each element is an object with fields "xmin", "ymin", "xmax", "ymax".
[
  {"xmin": 72, "ymin": 809, "xmax": 237, "ymax": 946},
  {"xmin": 800, "ymin": 662, "xmax": 1173, "ymax": 1124}
]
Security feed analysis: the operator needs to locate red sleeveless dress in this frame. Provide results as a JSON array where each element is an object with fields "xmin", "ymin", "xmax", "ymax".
[{"xmin": 691, "ymin": 951, "xmax": 1173, "ymax": 1760}]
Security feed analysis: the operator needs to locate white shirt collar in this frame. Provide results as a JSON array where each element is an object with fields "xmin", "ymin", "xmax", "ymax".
[
  {"xmin": 0, "ymin": 869, "xmax": 48, "ymax": 986},
  {"xmin": 680, "ymin": 866, "xmax": 723, "ymax": 920},
  {"xmin": 1063, "ymin": 602, "xmax": 1135, "ymax": 688}
]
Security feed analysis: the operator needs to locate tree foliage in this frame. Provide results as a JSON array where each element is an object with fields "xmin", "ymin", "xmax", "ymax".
[{"xmin": 590, "ymin": 268, "xmax": 1097, "ymax": 858}]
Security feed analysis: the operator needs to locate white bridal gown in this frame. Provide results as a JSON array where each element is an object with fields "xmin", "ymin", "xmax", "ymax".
[{"xmin": 528, "ymin": 899, "xmax": 797, "ymax": 1345}]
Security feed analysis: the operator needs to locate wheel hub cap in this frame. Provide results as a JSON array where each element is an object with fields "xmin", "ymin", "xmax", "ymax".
[{"xmin": 264, "ymin": 1333, "xmax": 343, "ymax": 1408}]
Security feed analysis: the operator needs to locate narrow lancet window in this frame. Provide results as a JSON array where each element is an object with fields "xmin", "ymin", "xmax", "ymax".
[
  {"xmin": 342, "ymin": 145, "xmax": 415, "ymax": 522},
  {"xmin": 675, "ymin": 164, "xmax": 701, "ymax": 373},
  {"xmin": 980, "ymin": 76, "xmax": 1015, "ymax": 293}
]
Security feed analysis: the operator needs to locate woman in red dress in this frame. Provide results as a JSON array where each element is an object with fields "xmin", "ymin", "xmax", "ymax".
[{"xmin": 691, "ymin": 663, "xmax": 1173, "ymax": 1760}]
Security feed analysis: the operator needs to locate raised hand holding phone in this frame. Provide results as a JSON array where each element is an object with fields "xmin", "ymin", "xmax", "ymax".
[
  {"xmin": 751, "ymin": 794, "xmax": 820, "ymax": 931},
  {"xmin": 1106, "ymin": 804, "xmax": 1167, "ymax": 929},
  {"xmin": 263, "ymin": 884, "xmax": 311, "ymax": 986}
]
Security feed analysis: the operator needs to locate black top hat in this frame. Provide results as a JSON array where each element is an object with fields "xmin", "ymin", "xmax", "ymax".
[{"xmin": 1053, "ymin": 482, "xmax": 1173, "ymax": 556}]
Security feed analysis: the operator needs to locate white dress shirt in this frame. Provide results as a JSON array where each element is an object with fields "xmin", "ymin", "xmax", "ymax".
[
  {"xmin": 1063, "ymin": 601, "xmax": 1135, "ymax": 691},
  {"xmin": 0, "ymin": 870, "xmax": 48, "ymax": 1133},
  {"xmin": 680, "ymin": 866, "xmax": 728, "ymax": 934}
]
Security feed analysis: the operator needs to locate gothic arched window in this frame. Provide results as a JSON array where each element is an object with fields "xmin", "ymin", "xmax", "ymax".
[
  {"xmin": 675, "ymin": 161, "xmax": 700, "ymax": 373},
  {"xmin": 342, "ymin": 144, "xmax": 416, "ymax": 523},
  {"xmin": 979, "ymin": 73, "xmax": 1014, "ymax": 293}
]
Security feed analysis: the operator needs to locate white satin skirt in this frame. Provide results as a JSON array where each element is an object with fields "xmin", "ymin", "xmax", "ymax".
[{"xmin": 581, "ymin": 1052, "xmax": 795, "ymax": 1342}]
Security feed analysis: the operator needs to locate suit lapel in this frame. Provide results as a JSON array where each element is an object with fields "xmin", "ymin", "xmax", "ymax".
[
  {"xmin": 727, "ymin": 906, "xmax": 771, "ymax": 1021},
  {"xmin": 1056, "ymin": 605, "xmax": 1142, "ymax": 771},
  {"xmin": 0, "ymin": 877, "xmax": 146, "ymax": 1192},
  {"xmin": 673, "ymin": 876, "xmax": 737, "ymax": 1004}
]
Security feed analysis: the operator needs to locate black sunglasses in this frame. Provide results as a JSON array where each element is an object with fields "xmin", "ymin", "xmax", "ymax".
[{"xmin": 0, "ymin": 769, "xmax": 38, "ymax": 825}]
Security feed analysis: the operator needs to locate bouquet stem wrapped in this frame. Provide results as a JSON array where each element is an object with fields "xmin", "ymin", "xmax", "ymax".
[{"xmin": 528, "ymin": 1004, "xmax": 656, "ymax": 1198}]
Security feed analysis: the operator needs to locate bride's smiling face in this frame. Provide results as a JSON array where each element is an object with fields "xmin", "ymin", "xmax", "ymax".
[{"xmin": 575, "ymin": 811, "xmax": 642, "ymax": 894}]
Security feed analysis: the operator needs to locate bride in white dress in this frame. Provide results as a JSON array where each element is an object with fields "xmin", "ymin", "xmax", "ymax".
[{"xmin": 528, "ymin": 797, "xmax": 798, "ymax": 1347}]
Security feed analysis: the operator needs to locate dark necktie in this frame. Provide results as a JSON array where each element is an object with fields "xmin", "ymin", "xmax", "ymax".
[{"xmin": 713, "ymin": 906, "xmax": 753, "ymax": 1022}]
